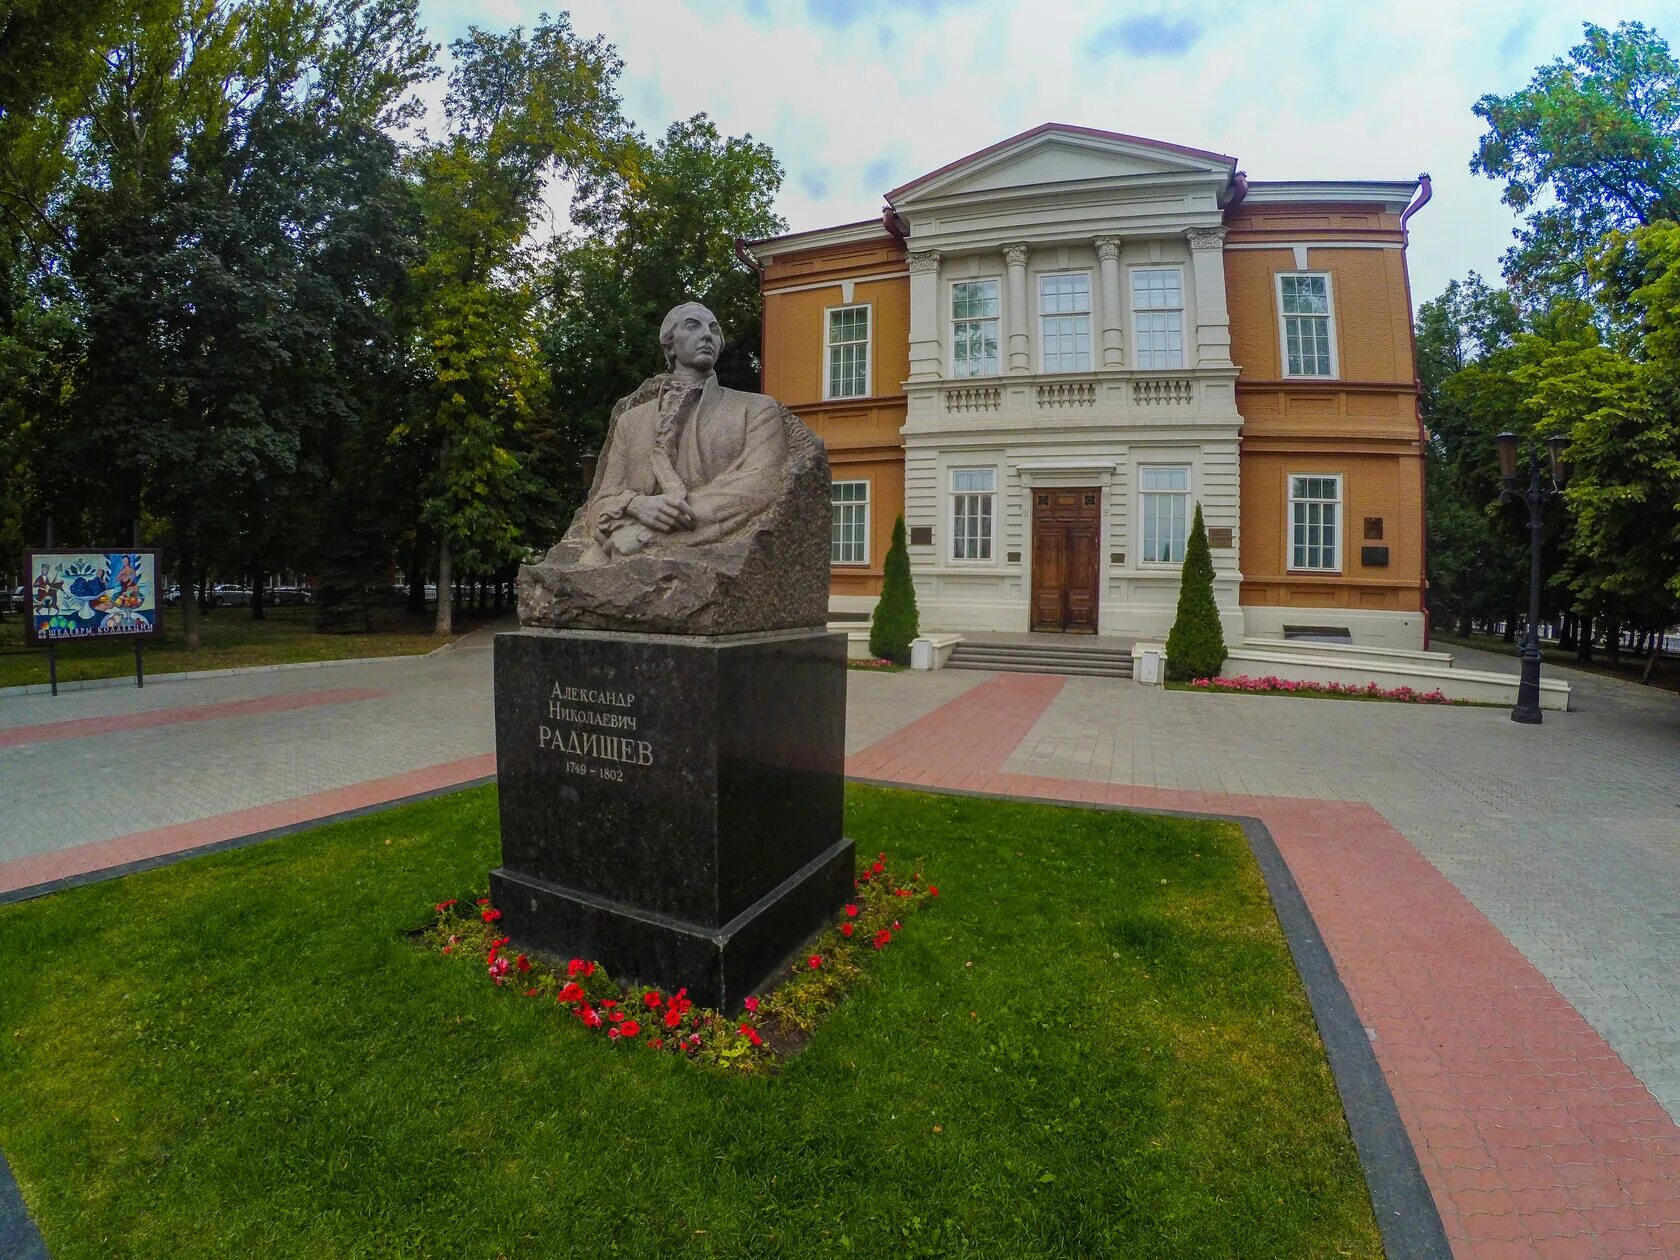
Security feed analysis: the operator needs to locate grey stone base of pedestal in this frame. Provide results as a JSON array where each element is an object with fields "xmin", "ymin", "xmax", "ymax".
[
  {"xmin": 491, "ymin": 625, "xmax": 850, "ymax": 1010},
  {"xmin": 489, "ymin": 836, "xmax": 853, "ymax": 1010}
]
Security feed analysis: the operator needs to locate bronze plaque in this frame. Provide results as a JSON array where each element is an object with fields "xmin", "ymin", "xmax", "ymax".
[
  {"xmin": 1110, "ymin": 552, "xmax": 1125, "ymax": 565},
  {"xmin": 1363, "ymin": 516, "xmax": 1384, "ymax": 540},
  {"xmin": 1361, "ymin": 545, "xmax": 1390, "ymax": 567},
  {"xmin": 909, "ymin": 526, "xmax": 933, "ymax": 547},
  {"xmin": 1006, "ymin": 551, "xmax": 1021, "ymax": 563},
  {"xmin": 1207, "ymin": 526, "xmax": 1234, "ymax": 549}
]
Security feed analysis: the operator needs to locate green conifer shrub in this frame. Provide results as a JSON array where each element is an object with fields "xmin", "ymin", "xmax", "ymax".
[
  {"xmin": 869, "ymin": 514, "xmax": 919, "ymax": 663},
  {"xmin": 1165, "ymin": 502, "xmax": 1227, "ymax": 681}
]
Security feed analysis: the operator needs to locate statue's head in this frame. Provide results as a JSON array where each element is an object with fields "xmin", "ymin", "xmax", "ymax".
[{"xmin": 660, "ymin": 301, "xmax": 724, "ymax": 373}]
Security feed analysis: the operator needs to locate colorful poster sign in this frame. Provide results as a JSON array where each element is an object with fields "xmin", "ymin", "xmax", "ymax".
[{"xmin": 23, "ymin": 549, "xmax": 160, "ymax": 645}]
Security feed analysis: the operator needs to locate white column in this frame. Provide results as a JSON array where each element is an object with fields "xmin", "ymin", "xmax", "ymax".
[
  {"xmin": 1003, "ymin": 242, "xmax": 1030, "ymax": 374},
  {"xmin": 1094, "ymin": 236, "xmax": 1124, "ymax": 369},
  {"xmin": 907, "ymin": 249, "xmax": 943, "ymax": 381},
  {"xmin": 1185, "ymin": 227, "xmax": 1232, "ymax": 368}
]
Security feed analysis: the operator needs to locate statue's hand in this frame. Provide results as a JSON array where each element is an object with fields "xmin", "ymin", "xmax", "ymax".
[{"xmin": 627, "ymin": 492, "xmax": 695, "ymax": 533}]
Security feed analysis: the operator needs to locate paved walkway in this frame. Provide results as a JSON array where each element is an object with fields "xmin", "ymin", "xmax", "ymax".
[{"xmin": 3, "ymin": 632, "xmax": 1678, "ymax": 1256}]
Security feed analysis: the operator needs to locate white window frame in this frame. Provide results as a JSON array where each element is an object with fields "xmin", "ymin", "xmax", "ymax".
[
  {"xmin": 1287, "ymin": 473, "xmax": 1343, "ymax": 573},
  {"xmin": 1129, "ymin": 266, "xmax": 1186, "ymax": 370},
  {"xmin": 1276, "ymin": 272, "xmax": 1339, "ymax": 379},
  {"xmin": 1138, "ymin": 465, "xmax": 1192, "ymax": 567},
  {"xmin": 949, "ymin": 277, "xmax": 1001, "ymax": 378},
  {"xmin": 831, "ymin": 478, "xmax": 870, "ymax": 566},
  {"xmin": 1037, "ymin": 270, "xmax": 1092, "ymax": 374},
  {"xmin": 950, "ymin": 467, "xmax": 997, "ymax": 563},
  {"xmin": 822, "ymin": 303, "xmax": 871, "ymax": 400}
]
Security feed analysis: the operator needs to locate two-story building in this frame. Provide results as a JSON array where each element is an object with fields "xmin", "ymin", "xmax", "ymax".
[{"xmin": 743, "ymin": 123, "xmax": 1430, "ymax": 648}]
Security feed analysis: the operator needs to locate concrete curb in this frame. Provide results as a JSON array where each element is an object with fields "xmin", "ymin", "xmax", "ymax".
[
  {"xmin": 850, "ymin": 777, "xmax": 1453, "ymax": 1260},
  {"xmin": 0, "ymin": 651, "xmax": 426, "ymax": 699},
  {"xmin": 0, "ymin": 1149, "xmax": 48, "ymax": 1260}
]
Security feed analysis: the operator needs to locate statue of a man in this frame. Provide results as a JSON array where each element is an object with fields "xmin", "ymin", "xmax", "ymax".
[{"xmin": 582, "ymin": 301, "xmax": 787, "ymax": 565}]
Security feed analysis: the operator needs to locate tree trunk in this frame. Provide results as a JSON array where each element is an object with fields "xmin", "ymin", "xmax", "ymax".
[
  {"xmin": 435, "ymin": 538, "xmax": 453, "ymax": 635},
  {"xmin": 197, "ymin": 565, "xmax": 212, "ymax": 616},
  {"xmin": 476, "ymin": 576, "xmax": 488, "ymax": 616},
  {"xmin": 1559, "ymin": 613, "xmax": 1575, "ymax": 651},
  {"xmin": 1456, "ymin": 611, "xmax": 1473, "ymax": 637},
  {"xmin": 1642, "ymin": 643, "xmax": 1660, "ymax": 684},
  {"xmin": 182, "ymin": 558, "xmax": 202, "ymax": 651},
  {"xmin": 1576, "ymin": 615, "xmax": 1593, "ymax": 662},
  {"xmin": 251, "ymin": 568, "xmax": 266, "ymax": 621},
  {"xmin": 1606, "ymin": 621, "xmax": 1622, "ymax": 667},
  {"xmin": 493, "ymin": 572, "xmax": 506, "ymax": 613},
  {"xmin": 1502, "ymin": 615, "xmax": 1517, "ymax": 644},
  {"xmin": 406, "ymin": 544, "xmax": 426, "ymax": 614}
]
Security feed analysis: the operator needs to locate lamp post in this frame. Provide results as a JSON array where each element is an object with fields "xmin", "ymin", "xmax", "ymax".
[{"xmin": 1496, "ymin": 431, "xmax": 1570, "ymax": 724}]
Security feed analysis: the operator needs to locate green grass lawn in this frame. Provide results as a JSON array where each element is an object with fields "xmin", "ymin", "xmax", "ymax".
[
  {"xmin": 0, "ymin": 605, "xmax": 481, "ymax": 688},
  {"xmin": 0, "ymin": 785, "xmax": 1381, "ymax": 1258}
]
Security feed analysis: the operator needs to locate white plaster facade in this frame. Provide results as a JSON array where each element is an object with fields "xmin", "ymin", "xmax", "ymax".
[{"xmin": 892, "ymin": 127, "xmax": 1246, "ymax": 640}]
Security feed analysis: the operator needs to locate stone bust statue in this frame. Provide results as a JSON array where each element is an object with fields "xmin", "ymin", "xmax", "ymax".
[
  {"xmin": 582, "ymin": 302, "xmax": 787, "ymax": 565},
  {"xmin": 518, "ymin": 301, "xmax": 831, "ymax": 635}
]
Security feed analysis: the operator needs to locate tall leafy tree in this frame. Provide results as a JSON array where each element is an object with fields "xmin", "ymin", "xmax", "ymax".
[
  {"xmin": 542, "ymin": 114, "xmax": 784, "ymax": 522},
  {"xmin": 1473, "ymin": 21, "xmax": 1680, "ymax": 298},
  {"xmin": 400, "ymin": 16, "xmax": 624, "ymax": 635}
]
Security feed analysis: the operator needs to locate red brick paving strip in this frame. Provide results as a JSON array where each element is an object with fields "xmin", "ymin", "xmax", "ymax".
[
  {"xmin": 0, "ymin": 753, "xmax": 496, "ymax": 896},
  {"xmin": 847, "ymin": 686, "xmax": 1680, "ymax": 1259},
  {"xmin": 0, "ymin": 685, "xmax": 389, "ymax": 748}
]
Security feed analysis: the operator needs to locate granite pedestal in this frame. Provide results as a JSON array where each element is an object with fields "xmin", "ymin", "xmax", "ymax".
[{"xmin": 490, "ymin": 626, "xmax": 852, "ymax": 1010}]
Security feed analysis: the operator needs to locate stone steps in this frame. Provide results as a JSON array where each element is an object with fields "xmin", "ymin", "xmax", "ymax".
[{"xmin": 945, "ymin": 642, "xmax": 1135, "ymax": 679}]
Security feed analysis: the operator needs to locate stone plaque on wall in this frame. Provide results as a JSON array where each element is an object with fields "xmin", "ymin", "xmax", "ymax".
[
  {"xmin": 1207, "ymin": 526, "xmax": 1234, "ymax": 549},
  {"xmin": 910, "ymin": 526, "xmax": 933, "ymax": 547},
  {"xmin": 1361, "ymin": 546, "xmax": 1390, "ymax": 567}
]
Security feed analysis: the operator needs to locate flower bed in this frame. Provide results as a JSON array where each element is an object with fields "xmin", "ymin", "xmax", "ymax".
[
  {"xmin": 421, "ymin": 852, "xmax": 938, "ymax": 1074},
  {"xmin": 1188, "ymin": 674, "xmax": 1453, "ymax": 703}
]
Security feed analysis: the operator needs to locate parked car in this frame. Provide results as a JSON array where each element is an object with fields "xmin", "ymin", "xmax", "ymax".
[
  {"xmin": 268, "ymin": 586, "xmax": 313, "ymax": 606},
  {"xmin": 163, "ymin": 584, "xmax": 183, "ymax": 607},
  {"xmin": 212, "ymin": 584, "xmax": 253, "ymax": 608},
  {"xmin": 7, "ymin": 585, "xmax": 25, "ymax": 612}
]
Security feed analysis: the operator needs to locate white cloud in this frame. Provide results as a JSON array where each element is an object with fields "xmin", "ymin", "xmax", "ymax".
[{"xmin": 417, "ymin": 0, "xmax": 1680, "ymax": 304}]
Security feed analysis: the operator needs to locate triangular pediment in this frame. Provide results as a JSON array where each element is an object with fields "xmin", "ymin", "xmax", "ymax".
[{"xmin": 889, "ymin": 124, "xmax": 1234, "ymax": 206}]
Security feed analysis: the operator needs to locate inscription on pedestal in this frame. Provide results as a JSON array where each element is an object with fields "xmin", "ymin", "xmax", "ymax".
[{"xmin": 539, "ymin": 681, "xmax": 654, "ymax": 779}]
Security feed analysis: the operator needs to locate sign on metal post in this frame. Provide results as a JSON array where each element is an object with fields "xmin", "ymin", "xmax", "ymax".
[{"xmin": 23, "ymin": 550, "xmax": 159, "ymax": 692}]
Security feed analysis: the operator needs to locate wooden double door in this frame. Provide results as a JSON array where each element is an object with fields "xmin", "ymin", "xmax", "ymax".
[{"xmin": 1030, "ymin": 487, "xmax": 1101, "ymax": 633}]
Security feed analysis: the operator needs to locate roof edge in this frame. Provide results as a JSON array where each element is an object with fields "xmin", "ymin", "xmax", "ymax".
[{"xmin": 742, "ymin": 217, "xmax": 893, "ymax": 259}]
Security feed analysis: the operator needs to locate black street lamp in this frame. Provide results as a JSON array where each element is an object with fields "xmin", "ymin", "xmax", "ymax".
[{"xmin": 1496, "ymin": 431, "xmax": 1570, "ymax": 724}]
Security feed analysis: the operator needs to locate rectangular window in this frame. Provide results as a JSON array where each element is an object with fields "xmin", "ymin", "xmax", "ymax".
[
  {"xmin": 831, "ymin": 479, "xmax": 869, "ymax": 564},
  {"xmin": 824, "ymin": 305, "xmax": 870, "ymax": 399},
  {"xmin": 1279, "ymin": 274, "xmax": 1335, "ymax": 377},
  {"xmin": 1131, "ymin": 268, "xmax": 1184, "ymax": 369},
  {"xmin": 1289, "ymin": 475, "xmax": 1342, "ymax": 571},
  {"xmin": 1039, "ymin": 272, "xmax": 1091, "ymax": 373},
  {"xmin": 1139, "ymin": 466, "xmax": 1190, "ymax": 564},
  {"xmin": 951, "ymin": 279, "xmax": 1000, "ymax": 377},
  {"xmin": 951, "ymin": 468, "xmax": 996, "ymax": 560}
]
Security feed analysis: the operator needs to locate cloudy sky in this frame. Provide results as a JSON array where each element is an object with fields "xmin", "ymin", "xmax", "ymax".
[{"xmin": 416, "ymin": 0, "xmax": 1680, "ymax": 307}]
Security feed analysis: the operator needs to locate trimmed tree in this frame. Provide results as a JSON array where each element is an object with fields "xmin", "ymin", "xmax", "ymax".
[
  {"xmin": 870, "ymin": 514, "xmax": 919, "ymax": 663},
  {"xmin": 1165, "ymin": 502, "xmax": 1227, "ymax": 681}
]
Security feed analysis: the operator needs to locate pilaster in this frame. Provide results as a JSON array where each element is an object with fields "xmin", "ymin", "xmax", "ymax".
[
  {"xmin": 1185, "ymin": 227, "xmax": 1232, "ymax": 368},
  {"xmin": 1094, "ymin": 236, "xmax": 1124, "ymax": 369},
  {"xmin": 907, "ymin": 249, "xmax": 943, "ymax": 381},
  {"xmin": 1003, "ymin": 243, "xmax": 1031, "ymax": 374}
]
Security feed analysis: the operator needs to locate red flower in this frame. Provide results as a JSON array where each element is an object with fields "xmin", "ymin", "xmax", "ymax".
[
  {"xmin": 650, "ymin": 1038, "xmax": 664, "ymax": 1049},
  {"xmin": 608, "ymin": 1010, "xmax": 624, "ymax": 1023},
  {"xmin": 492, "ymin": 936, "xmax": 510, "ymax": 948},
  {"xmin": 558, "ymin": 981, "xmax": 585, "ymax": 1003},
  {"xmin": 871, "ymin": 861, "xmax": 884, "ymax": 875},
  {"xmin": 664, "ymin": 1007, "xmax": 683, "ymax": 1029},
  {"xmin": 841, "ymin": 923, "xmax": 854, "ymax": 938},
  {"xmin": 607, "ymin": 1026, "xmax": 622, "ymax": 1040},
  {"xmin": 486, "ymin": 946, "xmax": 499, "ymax": 964},
  {"xmin": 844, "ymin": 903, "xmax": 860, "ymax": 918},
  {"xmin": 480, "ymin": 908, "xmax": 502, "ymax": 924},
  {"xmin": 743, "ymin": 996, "xmax": 759, "ymax": 1013},
  {"xmin": 440, "ymin": 945, "xmax": 452, "ymax": 955},
  {"xmin": 578, "ymin": 1005, "xmax": 602, "ymax": 1028},
  {"xmin": 643, "ymin": 991, "xmax": 662, "ymax": 1009},
  {"xmin": 739, "ymin": 1024, "xmax": 763, "ymax": 1047},
  {"xmin": 488, "ymin": 956, "xmax": 510, "ymax": 980},
  {"xmin": 515, "ymin": 955, "xmax": 531, "ymax": 973},
  {"xmin": 857, "ymin": 871, "xmax": 870, "ymax": 883},
  {"xmin": 476, "ymin": 898, "xmax": 490, "ymax": 905},
  {"xmin": 524, "ymin": 987, "xmax": 539, "ymax": 997},
  {"xmin": 928, "ymin": 886, "xmax": 940, "ymax": 897},
  {"xmin": 620, "ymin": 1019, "xmax": 640, "ymax": 1037},
  {"xmin": 873, "ymin": 929, "xmax": 891, "ymax": 950},
  {"xmin": 434, "ymin": 899, "xmax": 457, "ymax": 912},
  {"xmin": 601, "ymin": 999, "xmax": 617, "ymax": 1008},
  {"xmin": 808, "ymin": 955, "xmax": 822, "ymax": 969},
  {"xmin": 567, "ymin": 958, "xmax": 595, "ymax": 978}
]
